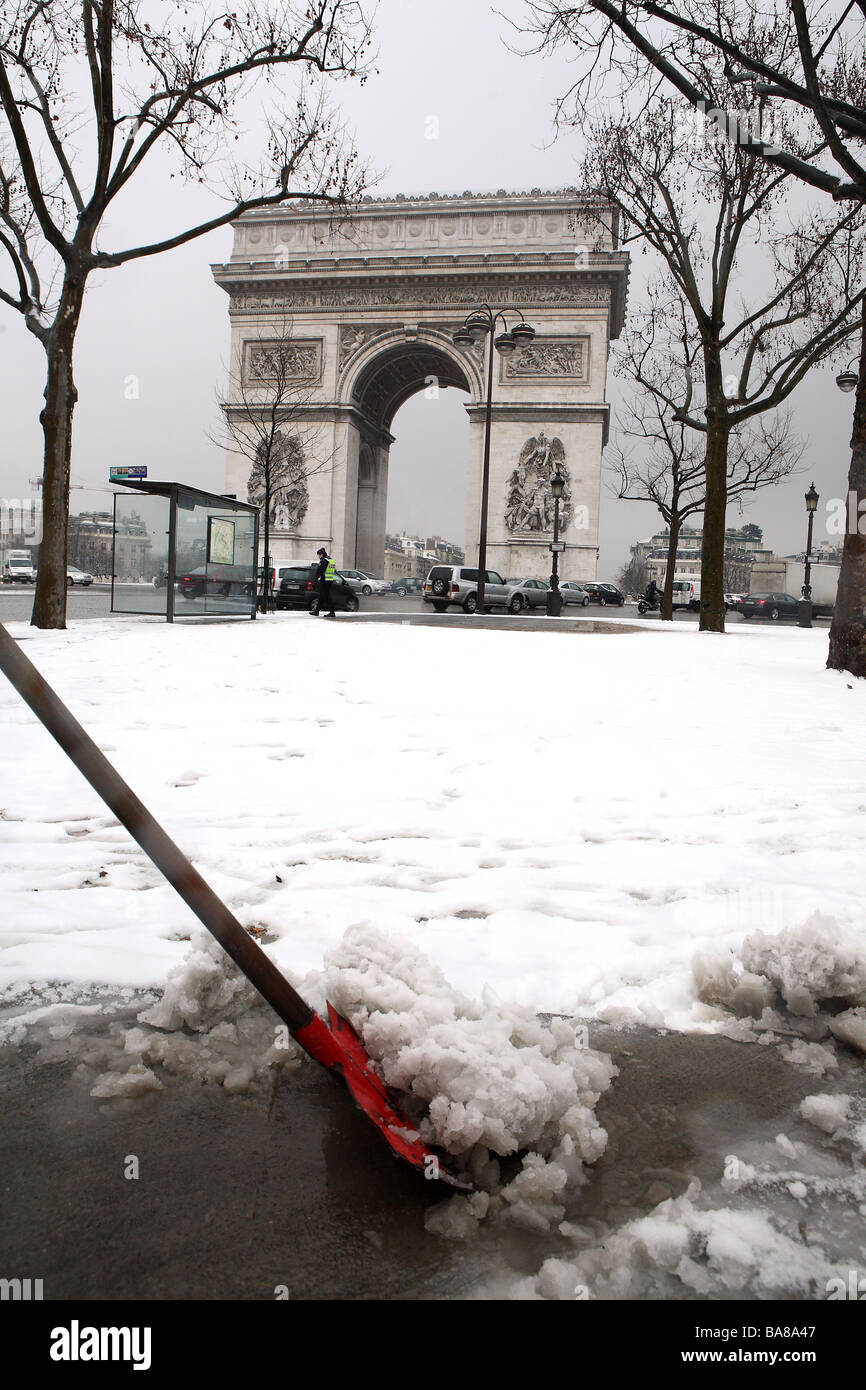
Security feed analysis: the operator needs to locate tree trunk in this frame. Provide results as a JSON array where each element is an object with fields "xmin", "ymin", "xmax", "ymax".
[
  {"xmin": 827, "ymin": 302, "xmax": 866, "ymax": 678},
  {"xmin": 261, "ymin": 484, "xmax": 270, "ymax": 615},
  {"xmin": 661, "ymin": 508, "xmax": 681, "ymax": 621},
  {"xmin": 31, "ymin": 272, "xmax": 87, "ymax": 630},
  {"xmin": 699, "ymin": 350, "xmax": 729, "ymax": 633}
]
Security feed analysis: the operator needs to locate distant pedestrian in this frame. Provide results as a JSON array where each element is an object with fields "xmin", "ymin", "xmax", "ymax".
[{"xmin": 315, "ymin": 547, "xmax": 336, "ymax": 618}]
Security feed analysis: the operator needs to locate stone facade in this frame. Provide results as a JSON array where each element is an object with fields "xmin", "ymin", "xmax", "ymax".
[{"xmin": 212, "ymin": 190, "xmax": 629, "ymax": 581}]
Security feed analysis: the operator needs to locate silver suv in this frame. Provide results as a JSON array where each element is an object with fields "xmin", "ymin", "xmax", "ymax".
[{"xmin": 423, "ymin": 565, "xmax": 510, "ymax": 614}]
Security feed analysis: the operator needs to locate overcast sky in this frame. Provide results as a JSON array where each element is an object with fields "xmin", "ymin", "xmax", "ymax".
[{"xmin": 0, "ymin": 1, "xmax": 858, "ymax": 575}]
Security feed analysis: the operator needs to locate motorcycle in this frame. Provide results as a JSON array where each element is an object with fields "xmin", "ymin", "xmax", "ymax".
[{"xmin": 637, "ymin": 593, "xmax": 662, "ymax": 615}]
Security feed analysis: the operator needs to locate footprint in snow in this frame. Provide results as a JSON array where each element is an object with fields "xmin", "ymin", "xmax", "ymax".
[{"xmin": 171, "ymin": 772, "xmax": 202, "ymax": 788}]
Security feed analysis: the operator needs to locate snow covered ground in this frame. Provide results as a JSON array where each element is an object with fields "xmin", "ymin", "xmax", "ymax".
[
  {"xmin": 1, "ymin": 612, "xmax": 864, "ymax": 1298},
  {"xmin": 2, "ymin": 613, "xmax": 863, "ymax": 1018}
]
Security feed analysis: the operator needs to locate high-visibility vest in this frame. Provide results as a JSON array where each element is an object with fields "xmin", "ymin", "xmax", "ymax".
[{"xmin": 324, "ymin": 558, "xmax": 336, "ymax": 582}]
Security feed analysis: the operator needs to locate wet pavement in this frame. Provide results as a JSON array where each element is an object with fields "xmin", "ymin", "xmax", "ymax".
[
  {"xmin": 4, "ymin": 585, "xmax": 828, "ymax": 629},
  {"xmin": 2, "ymin": 1008, "xmax": 860, "ymax": 1300}
]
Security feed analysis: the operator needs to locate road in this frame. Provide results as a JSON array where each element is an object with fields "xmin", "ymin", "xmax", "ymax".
[
  {"xmin": 0, "ymin": 583, "xmax": 832, "ymax": 626},
  {"xmin": 2, "ymin": 1003, "xmax": 853, "ymax": 1299}
]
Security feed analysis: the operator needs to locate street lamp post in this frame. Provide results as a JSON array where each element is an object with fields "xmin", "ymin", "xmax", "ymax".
[
  {"xmin": 453, "ymin": 305, "xmax": 535, "ymax": 614},
  {"xmin": 546, "ymin": 469, "xmax": 565, "ymax": 616},
  {"xmin": 798, "ymin": 482, "xmax": 819, "ymax": 629}
]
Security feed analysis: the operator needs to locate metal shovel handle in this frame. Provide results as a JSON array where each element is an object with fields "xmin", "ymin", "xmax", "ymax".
[{"xmin": 0, "ymin": 624, "xmax": 314, "ymax": 1033}]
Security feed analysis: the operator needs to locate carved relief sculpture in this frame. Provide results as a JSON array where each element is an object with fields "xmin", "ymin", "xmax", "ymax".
[
  {"xmin": 504, "ymin": 338, "xmax": 586, "ymax": 378},
  {"xmin": 232, "ymin": 284, "xmax": 611, "ymax": 314},
  {"xmin": 339, "ymin": 325, "xmax": 386, "ymax": 370},
  {"xmin": 504, "ymin": 433, "xmax": 573, "ymax": 534},
  {"xmin": 245, "ymin": 341, "xmax": 320, "ymax": 381},
  {"xmin": 247, "ymin": 431, "xmax": 309, "ymax": 531}
]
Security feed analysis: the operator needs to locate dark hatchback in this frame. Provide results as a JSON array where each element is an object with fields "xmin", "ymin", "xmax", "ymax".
[
  {"xmin": 739, "ymin": 592, "xmax": 800, "ymax": 621},
  {"xmin": 275, "ymin": 565, "xmax": 360, "ymax": 613},
  {"xmin": 386, "ymin": 576, "xmax": 424, "ymax": 596},
  {"xmin": 177, "ymin": 565, "xmax": 254, "ymax": 600},
  {"xmin": 583, "ymin": 582, "xmax": 626, "ymax": 607}
]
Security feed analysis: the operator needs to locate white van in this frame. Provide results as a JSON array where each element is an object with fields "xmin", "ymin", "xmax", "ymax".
[
  {"xmin": 671, "ymin": 578, "xmax": 701, "ymax": 612},
  {"xmin": 2, "ymin": 550, "xmax": 36, "ymax": 583}
]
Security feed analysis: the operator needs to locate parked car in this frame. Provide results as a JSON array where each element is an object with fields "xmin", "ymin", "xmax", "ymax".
[
  {"xmin": 559, "ymin": 581, "xmax": 591, "ymax": 607},
  {"xmin": 739, "ymin": 592, "xmax": 800, "ymax": 621},
  {"xmin": 422, "ymin": 565, "xmax": 511, "ymax": 613},
  {"xmin": 724, "ymin": 592, "xmax": 745, "ymax": 611},
  {"xmin": 386, "ymin": 576, "xmax": 424, "ymax": 596},
  {"xmin": 177, "ymin": 565, "xmax": 255, "ymax": 600},
  {"xmin": 504, "ymin": 578, "xmax": 551, "ymax": 613},
  {"xmin": 338, "ymin": 568, "xmax": 388, "ymax": 595},
  {"xmin": 275, "ymin": 564, "xmax": 359, "ymax": 613},
  {"xmin": 66, "ymin": 566, "xmax": 93, "ymax": 586},
  {"xmin": 583, "ymin": 582, "xmax": 626, "ymax": 607}
]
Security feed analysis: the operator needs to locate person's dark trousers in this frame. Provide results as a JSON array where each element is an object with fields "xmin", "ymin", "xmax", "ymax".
[{"xmin": 318, "ymin": 580, "xmax": 336, "ymax": 617}]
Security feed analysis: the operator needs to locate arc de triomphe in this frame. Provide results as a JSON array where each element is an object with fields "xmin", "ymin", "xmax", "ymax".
[{"xmin": 211, "ymin": 191, "xmax": 628, "ymax": 581}]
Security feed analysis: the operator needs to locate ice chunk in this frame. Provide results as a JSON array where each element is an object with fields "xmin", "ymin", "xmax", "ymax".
[
  {"xmin": 695, "ymin": 917, "xmax": 866, "ymax": 1022},
  {"xmin": 741, "ymin": 916, "xmax": 866, "ymax": 1017},
  {"xmin": 799, "ymin": 1093, "xmax": 852, "ymax": 1136},
  {"xmin": 322, "ymin": 924, "xmax": 616, "ymax": 1227},
  {"xmin": 781, "ymin": 1040, "xmax": 838, "ymax": 1076},
  {"xmin": 139, "ymin": 934, "xmax": 261, "ymax": 1033},
  {"xmin": 424, "ymin": 1190, "xmax": 490, "ymax": 1240},
  {"xmin": 90, "ymin": 1064, "xmax": 162, "ymax": 1098},
  {"xmin": 323, "ymin": 925, "xmax": 616, "ymax": 1164},
  {"xmin": 223, "ymin": 1063, "xmax": 255, "ymax": 1094},
  {"xmin": 828, "ymin": 1007, "xmax": 866, "ymax": 1055},
  {"xmin": 508, "ymin": 1186, "xmax": 846, "ymax": 1299}
]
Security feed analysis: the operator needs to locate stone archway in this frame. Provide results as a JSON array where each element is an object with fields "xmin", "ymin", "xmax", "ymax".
[
  {"xmin": 214, "ymin": 191, "xmax": 629, "ymax": 580},
  {"xmin": 340, "ymin": 332, "xmax": 477, "ymax": 573}
]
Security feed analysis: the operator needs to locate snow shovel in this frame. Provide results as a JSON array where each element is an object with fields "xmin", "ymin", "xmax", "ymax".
[{"xmin": 0, "ymin": 624, "xmax": 468, "ymax": 1189}]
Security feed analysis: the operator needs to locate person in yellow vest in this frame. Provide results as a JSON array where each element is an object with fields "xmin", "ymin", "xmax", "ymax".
[{"xmin": 315, "ymin": 547, "xmax": 337, "ymax": 618}]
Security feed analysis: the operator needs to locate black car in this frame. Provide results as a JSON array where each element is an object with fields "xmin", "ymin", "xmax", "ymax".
[
  {"xmin": 583, "ymin": 582, "xmax": 626, "ymax": 607},
  {"xmin": 739, "ymin": 592, "xmax": 800, "ymax": 621},
  {"xmin": 177, "ymin": 565, "xmax": 254, "ymax": 600},
  {"xmin": 387, "ymin": 576, "xmax": 424, "ymax": 596},
  {"xmin": 276, "ymin": 564, "xmax": 359, "ymax": 613}
]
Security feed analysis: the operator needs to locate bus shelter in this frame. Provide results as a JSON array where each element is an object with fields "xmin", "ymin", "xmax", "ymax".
[{"xmin": 110, "ymin": 482, "xmax": 259, "ymax": 622}]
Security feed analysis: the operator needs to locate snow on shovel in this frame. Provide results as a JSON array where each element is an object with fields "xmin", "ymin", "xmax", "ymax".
[{"xmin": 0, "ymin": 624, "xmax": 469, "ymax": 1190}]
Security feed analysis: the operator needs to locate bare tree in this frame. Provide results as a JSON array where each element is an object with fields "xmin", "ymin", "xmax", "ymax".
[
  {"xmin": 571, "ymin": 83, "xmax": 863, "ymax": 632},
  {"xmin": 522, "ymin": 0, "xmax": 866, "ymax": 673},
  {"xmin": 723, "ymin": 550, "xmax": 754, "ymax": 596},
  {"xmin": 211, "ymin": 318, "xmax": 333, "ymax": 610},
  {"xmin": 616, "ymin": 550, "xmax": 647, "ymax": 599},
  {"xmin": 0, "ymin": 0, "xmax": 372, "ymax": 629},
  {"xmin": 610, "ymin": 307, "xmax": 802, "ymax": 619}
]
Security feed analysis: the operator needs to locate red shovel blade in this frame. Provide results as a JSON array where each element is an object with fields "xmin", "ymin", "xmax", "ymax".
[{"xmin": 293, "ymin": 1007, "xmax": 472, "ymax": 1191}]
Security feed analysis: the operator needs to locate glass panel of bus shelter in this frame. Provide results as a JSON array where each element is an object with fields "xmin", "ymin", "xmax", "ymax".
[
  {"xmin": 173, "ymin": 493, "xmax": 256, "ymax": 617},
  {"xmin": 110, "ymin": 493, "xmax": 170, "ymax": 615}
]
